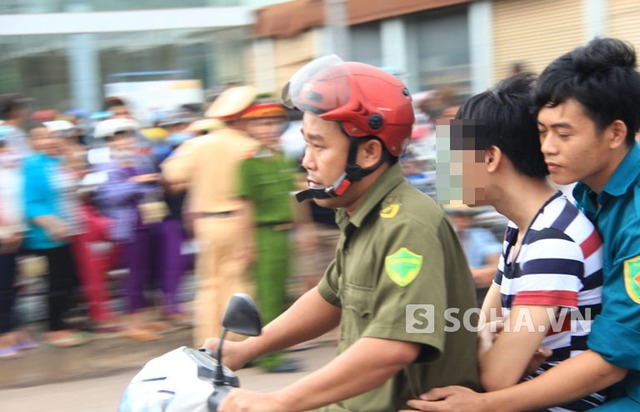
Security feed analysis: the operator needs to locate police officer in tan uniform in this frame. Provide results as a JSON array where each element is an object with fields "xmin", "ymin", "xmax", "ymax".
[
  {"xmin": 161, "ymin": 85, "xmax": 261, "ymax": 346},
  {"xmin": 204, "ymin": 57, "xmax": 480, "ymax": 411}
]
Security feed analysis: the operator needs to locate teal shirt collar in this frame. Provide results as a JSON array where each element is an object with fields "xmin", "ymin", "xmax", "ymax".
[
  {"xmin": 336, "ymin": 162, "xmax": 405, "ymax": 230},
  {"xmin": 574, "ymin": 142, "xmax": 640, "ymax": 206}
]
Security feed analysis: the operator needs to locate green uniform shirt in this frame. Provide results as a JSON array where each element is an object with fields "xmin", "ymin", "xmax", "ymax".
[
  {"xmin": 237, "ymin": 147, "xmax": 297, "ymax": 225},
  {"xmin": 317, "ymin": 162, "xmax": 480, "ymax": 412}
]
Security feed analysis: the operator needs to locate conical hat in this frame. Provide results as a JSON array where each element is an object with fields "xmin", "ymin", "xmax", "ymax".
[{"xmin": 205, "ymin": 85, "xmax": 257, "ymax": 120}]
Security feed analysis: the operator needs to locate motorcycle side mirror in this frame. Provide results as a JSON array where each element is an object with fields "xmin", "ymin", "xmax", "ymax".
[
  {"xmin": 212, "ymin": 293, "xmax": 262, "ymax": 386},
  {"xmin": 222, "ymin": 293, "xmax": 262, "ymax": 337}
]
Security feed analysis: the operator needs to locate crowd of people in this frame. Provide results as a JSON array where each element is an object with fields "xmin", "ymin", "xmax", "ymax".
[
  {"xmin": 0, "ymin": 89, "xmax": 334, "ymax": 375},
  {"xmin": 0, "ymin": 95, "xmax": 201, "ymax": 356}
]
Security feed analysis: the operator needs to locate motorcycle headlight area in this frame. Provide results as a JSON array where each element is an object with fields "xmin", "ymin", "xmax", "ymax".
[{"xmin": 118, "ymin": 346, "xmax": 218, "ymax": 412}]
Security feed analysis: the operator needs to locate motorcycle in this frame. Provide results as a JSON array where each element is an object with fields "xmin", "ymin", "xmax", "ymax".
[{"xmin": 118, "ymin": 293, "xmax": 263, "ymax": 411}]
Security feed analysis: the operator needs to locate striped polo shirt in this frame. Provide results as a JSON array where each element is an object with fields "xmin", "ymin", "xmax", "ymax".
[{"xmin": 495, "ymin": 191, "xmax": 605, "ymax": 411}]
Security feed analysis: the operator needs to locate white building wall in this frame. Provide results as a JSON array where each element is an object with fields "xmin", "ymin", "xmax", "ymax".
[{"xmin": 381, "ymin": 18, "xmax": 408, "ymax": 81}]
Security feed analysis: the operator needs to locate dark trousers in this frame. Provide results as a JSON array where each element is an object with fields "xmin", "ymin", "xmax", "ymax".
[
  {"xmin": 0, "ymin": 253, "xmax": 18, "ymax": 334},
  {"xmin": 124, "ymin": 218, "xmax": 184, "ymax": 314},
  {"xmin": 41, "ymin": 245, "xmax": 80, "ymax": 331}
]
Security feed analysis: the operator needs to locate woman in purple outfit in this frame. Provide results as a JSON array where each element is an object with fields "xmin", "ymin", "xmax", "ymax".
[{"xmin": 93, "ymin": 119, "xmax": 184, "ymax": 341}]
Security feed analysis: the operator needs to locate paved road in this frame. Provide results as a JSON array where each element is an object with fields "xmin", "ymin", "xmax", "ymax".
[{"xmin": 0, "ymin": 344, "xmax": 337, "ymax": 411}]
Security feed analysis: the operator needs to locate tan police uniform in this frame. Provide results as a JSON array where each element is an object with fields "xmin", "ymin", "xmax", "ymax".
[
  {"xmin": 161, "ymin": 87, "xmax": 261, "ymax": 346},
  {"xmin": 316, "ymin": 163, "xmax": 481, "ymax": 411}
]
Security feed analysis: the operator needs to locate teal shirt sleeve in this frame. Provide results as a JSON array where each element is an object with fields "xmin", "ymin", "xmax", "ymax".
[
  {"xmin": 23, "ymin": 155, "xmax": 56, "ymax": 220},
  {"xmin": 587, "ymin": 216, "xmax": 640, "ymax": 372}
]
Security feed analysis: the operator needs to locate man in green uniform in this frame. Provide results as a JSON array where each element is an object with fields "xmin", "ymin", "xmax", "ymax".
[
  {"xmin": 204, "ymin": 56, "xmax": 479, "ymax": 412},
  {"xmin": 237, "ymin": 102, "xmax": 300, "ymax": 372}
]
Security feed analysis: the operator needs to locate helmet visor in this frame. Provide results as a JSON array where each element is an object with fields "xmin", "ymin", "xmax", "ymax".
[{"xmin": 282, "ymin": 54, "xmax": 353, "ymax": 115}]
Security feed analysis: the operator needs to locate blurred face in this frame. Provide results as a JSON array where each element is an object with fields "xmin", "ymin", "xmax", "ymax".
[
  {"xmin": 300, "ymin": 112, "xmax": 352, "ymax": 209},
  {"xmin": 450, "ymin": 119, "xmax": 490, "ymax": 206},
  {"xmin": 107, "ymin": 131, "xmax": 135, "ymax": 152},
  {"xmin": 244, "ymin": 116, "xmax": 288, "ymax": 150},
  {"xmin": 538, "ymin": 99, "xmax": 611, "ymax": 192},
  {"xmin": 460, "ymin": 149, "xmax": 490, "ymax": 206},
  {"xmin": 29, "ymin": 126, "xmax": 62, "ymax": 155},
  {"xmin": 110, "ymin": 105, "xmax": 132, "ymax": 119}
]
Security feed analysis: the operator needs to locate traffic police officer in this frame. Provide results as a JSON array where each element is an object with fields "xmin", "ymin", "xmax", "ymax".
[
  {"xmin": 161, "ymin": 86, "xmax": 261, "ymax": 346},
  {"xmin": 205, "ymin": 55, "xmax": 480, "ymax": 412}
]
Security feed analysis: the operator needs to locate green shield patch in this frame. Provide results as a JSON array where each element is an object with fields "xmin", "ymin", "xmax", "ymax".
[
  {"xmin": 624, "ymin": 255, "xmax": 640, "ymax": 304},
  {"xmin": 385, "ymin": 247, "xmax": 423, "ymax": 287}
]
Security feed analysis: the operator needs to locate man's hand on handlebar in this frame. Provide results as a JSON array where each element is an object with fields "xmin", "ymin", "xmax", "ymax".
[{"xmin": 202, "ymin": 338, "xmax": 251, "ymax": 371}]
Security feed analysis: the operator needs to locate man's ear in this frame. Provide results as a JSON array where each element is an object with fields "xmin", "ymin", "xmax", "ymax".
[
  {"xmin": 485, "ymin": 145, "xmax": 502, "ymax": 173},
  {"xmin": 608, "ymin": 119, "xmax": 627, "ymax": 149},
  {"xmin": 358, "ymin": 138, "xmax": 384, "ymax": 168}
]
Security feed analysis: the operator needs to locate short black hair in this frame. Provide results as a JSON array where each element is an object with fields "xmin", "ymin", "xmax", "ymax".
[
  {"xmin": 103, "ymin": 96, "xmax": 128, "ymax": 111},
  {"xmin": 0, "ymin": 93, "xmax": 28, "ymax": 120},
  {"xmin": 453, "ymin": 72, "xmax": 548, "ymax": 178},
  {"xmin": 534, "ymin": 37, "xmax": 640, "ymax": 146}
]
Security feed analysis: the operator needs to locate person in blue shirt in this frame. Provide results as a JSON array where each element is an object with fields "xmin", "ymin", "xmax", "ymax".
[
  {"xmin": 405, "ymin": 37, "xmax": 640, "ymax": 412},
  {"xmin": 23, "ymin": 124, "xmax": 89, "ymax": 348},
  {"xmin": 445, "ymin": 205, "xmax": 501, "ymax": 306}
]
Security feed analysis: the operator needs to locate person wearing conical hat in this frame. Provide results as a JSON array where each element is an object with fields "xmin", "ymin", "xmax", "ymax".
[{"xmin": 161, "ymin": 85, "xmax": 261, "ymax": 346}]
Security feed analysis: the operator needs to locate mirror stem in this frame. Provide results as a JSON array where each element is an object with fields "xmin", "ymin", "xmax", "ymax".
[{"xmin": 214, "ymin": 329, "xmax": 228, "ymax": 385}]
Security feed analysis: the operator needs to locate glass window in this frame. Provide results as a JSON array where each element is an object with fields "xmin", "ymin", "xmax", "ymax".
[
  {"xmin": 0, "ymin": 26, "xmax": 247, "ymax": 114},
  {"xmin": 407, "ymin": 5, "xmax": 470, "ymax": 100},
  {"xmin": 350, "ymin": 21, "xmax": 382, "ymax": 67},
  {"xmin": 0, "ymin": 34, "xmax": 69, "ymax": 109}
]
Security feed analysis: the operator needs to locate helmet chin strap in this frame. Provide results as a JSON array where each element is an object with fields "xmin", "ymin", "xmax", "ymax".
[{"xmin": 295, "ymin": 137, "xmax": 388, "ymax": 203}]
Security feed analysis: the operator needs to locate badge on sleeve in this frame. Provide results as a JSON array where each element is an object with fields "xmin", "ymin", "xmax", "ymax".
[
  {"xmin": 624, "ymin": 255, "xmax": 640, "ymax": 304},
  {"xmin": 385, "ymin": 248, "xmax": 423, "ymax": 287}
]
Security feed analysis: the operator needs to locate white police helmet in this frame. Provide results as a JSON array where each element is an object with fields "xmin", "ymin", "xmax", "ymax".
[{"xmin": 94, "ymin": 118, "xmax": 139, "ymax": 139}]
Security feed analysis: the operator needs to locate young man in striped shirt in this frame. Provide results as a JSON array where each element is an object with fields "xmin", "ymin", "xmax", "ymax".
[{"xmin": 407, "ymin": 72, "xmax": 605, "ymax": 411}]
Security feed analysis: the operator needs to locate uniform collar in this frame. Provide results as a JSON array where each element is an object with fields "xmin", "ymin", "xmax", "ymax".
[
  {"xmin": 573, "ymin": 142, "xmax": 640, "ymax": 210},
  {"xmin": 601, "ymin": 142, "xmax": 640, "ymax": 196},
  {"xmin": 336, "ymin": 162, "xmax": 405, "ymax": 230}
]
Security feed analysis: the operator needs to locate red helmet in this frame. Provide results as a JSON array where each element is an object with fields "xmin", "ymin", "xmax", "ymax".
[{"xmin": 282, "ymin": 55, "xmax": 415, "ymax": 157}]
